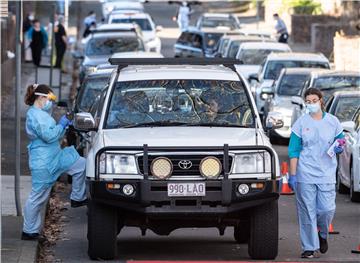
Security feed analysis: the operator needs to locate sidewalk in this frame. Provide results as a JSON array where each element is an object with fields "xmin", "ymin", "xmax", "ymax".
[{"xmin": 1, "ymin": 176, "xmax": 38, "ymax": 263}]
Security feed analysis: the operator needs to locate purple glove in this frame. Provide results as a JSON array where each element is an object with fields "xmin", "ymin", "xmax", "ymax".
[{"xmin": 334, "ymin": 139, "xmax": 346, "ymax": 154}]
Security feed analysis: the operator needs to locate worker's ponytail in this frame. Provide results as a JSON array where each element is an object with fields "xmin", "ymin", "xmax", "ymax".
[{"xmin": 24, "ymin": 84, "xmax": 52, "ymax": 106}]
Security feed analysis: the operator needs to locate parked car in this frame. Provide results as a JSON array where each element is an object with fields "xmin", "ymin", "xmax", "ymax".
[
  {"xmin": 325, "ymin": 91, "xmax": 360, "ymax": 123},
  {"xmin": 223, "ymin": 35, "xmax": 275, "ymax": 59},
  {"xmin": 75, "ymin": 24, "xmax": 146, "ymax": 83},
  {"xmin": 235, "ymin": 42, "xmax": 291, "ymax": 81},
  {"xmin": 239, "ymin": 28, "xmax": 275, "ymax": 40},
  {"xmin": 214, "ymin": 31, "xmax": 245, "ymax": 57},
  {"xmin": 74, "ymin": 58, "xmax": 282, "ymax": 260},
  {"xmin": 108, "ymin": 11, "xmax": 162, "ymax": 53},
  {"xmin": 337, "ymin": 107, "xmax": 360, "ymax": 202},
  {"xmin": 250, "ymin": 52, "xmax": 330, "ymax": 118},
  {"xmin": 174, "ymin": 27, "xmax": 224, "ymax": 58},
  {"xmin": 196, "ymin": 13, "xmax": 241, "ymax": 30},
  {"xmin": 291, "ymin": 71, "xmax": 360, "ymax": 125},
  {"xmin": 261, "ymin": 68, "xmax": 314, "ymax": 141},
  {"xmin": 102, "ymin": 0, "xmax": 144, "ymax": 19}
]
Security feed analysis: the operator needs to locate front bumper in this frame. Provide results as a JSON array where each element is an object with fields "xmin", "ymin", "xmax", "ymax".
[{"xmin": 89, "ymin": 179, "xmax": 279, "ymax": 215}]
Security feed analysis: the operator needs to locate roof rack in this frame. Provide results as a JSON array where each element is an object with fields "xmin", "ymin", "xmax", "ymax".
[{"xmin": 108, "ymin": 58, "xmax": 243, "ymax": 71}]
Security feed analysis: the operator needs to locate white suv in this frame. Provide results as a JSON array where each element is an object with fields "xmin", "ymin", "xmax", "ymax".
[
  {"xmin": 108, "ymin": 11, "xmax": 162, "ymax": 53},
  {"xmin": 74, "ymin": 58, "xmax": 281, "ymax": 261}
]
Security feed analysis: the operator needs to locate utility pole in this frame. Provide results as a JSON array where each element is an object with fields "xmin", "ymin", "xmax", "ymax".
[{"xmin": 15, "ymin": 0, "xmax": 22, "ymax": 217}]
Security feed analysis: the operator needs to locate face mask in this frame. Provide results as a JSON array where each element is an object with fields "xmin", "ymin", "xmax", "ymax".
[
  {"xmin": 42, "ymin": 100, "xmax": 53, "ymax": 112},
  {"xmin": 305, "ymin": 102, "xmax": 321, "ymax": 114}
]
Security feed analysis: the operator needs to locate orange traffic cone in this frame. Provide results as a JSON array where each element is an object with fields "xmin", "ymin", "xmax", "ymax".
[
  {"xmin": 280, "ymin": 162, "xmax": 294, "ymax": 195},
  {"xmin": 328, "ymin": 222, "xmax": 339, "ymax": 235},
  {"xmin": 351, "ymin": 244, "xmax": 360, "ymax": 254}
]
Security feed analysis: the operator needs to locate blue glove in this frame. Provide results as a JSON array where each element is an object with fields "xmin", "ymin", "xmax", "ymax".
[
  {"xmin": 334, "ymin": 145, "xmax": 343, "ymax": 154},
  {"xmin": 59, "ymin": 115, "xmax": 71, "ymax": 129},
  {"xmin": 288, "ymin": 175, "xmax": 297, "ymax": 191}
]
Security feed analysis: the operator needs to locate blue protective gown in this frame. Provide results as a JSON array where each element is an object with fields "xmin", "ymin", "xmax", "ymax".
[
  {"xmin": 26, "ymin": 106, "xmax": 80, "ymax": 192},
  {"xmin": 288, "ymin": 112, "xmax": 344, "ymax": 252}
]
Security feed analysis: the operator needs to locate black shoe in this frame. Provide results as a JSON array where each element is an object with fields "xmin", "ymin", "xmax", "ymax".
[
  {"xmin": 71, "ymin": 198, "xmax": 88, "ymax": 208},
  {"xmin": 319, "ymin": 232, "xmax": 328, "ymax": 254},
  {"xmin": 301, "ymin": 251, "xmax": 315, "ymax": 258},
  {"xmin": 21, "ymin": 232, "xmax": 39, "ymax": 240}
]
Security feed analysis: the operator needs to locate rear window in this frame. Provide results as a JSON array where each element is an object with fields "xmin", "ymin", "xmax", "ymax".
[
  {"xmin": 201, "ymin": 17, "xmax": 239, "ymax": 30},
  {"xmin": 277, "ymin": 74, "xmax": 310, "ymax": 96},
  {"xmin": 85, "ymin": 36, "xmax": 144, "ymax": 56},
  {"xmin": 334, "ymin": 96, "xmax": 360, "ymax": 122},
  {"xmin": 238, "ymin": 49, "xmax": 288, "ymax": 65},
  {"xmin": 111, "ymin": 18, "xmax": 152, "ymax": 31},
  {"xmin": 264, "ymin": 60, "xmax": 329, "ymax": 80}
]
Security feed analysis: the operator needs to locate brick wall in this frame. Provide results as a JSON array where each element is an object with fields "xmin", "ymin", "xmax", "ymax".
[
  {"xmin": 291, "ymin": 15, "xmax": 340, "ymax": 43},
  {"xmin": 334, "ymin": 34, "xmax": 360, "ymax": 71}
]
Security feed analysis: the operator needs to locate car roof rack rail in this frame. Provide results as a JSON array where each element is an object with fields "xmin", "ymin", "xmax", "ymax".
[{"xmin": 108, "ymin": 58, "xmax": 243, "ymax": 72}]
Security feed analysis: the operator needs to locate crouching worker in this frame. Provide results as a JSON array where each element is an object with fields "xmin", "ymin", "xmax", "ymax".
[{"xmin": 22, "ymin": 84, "xmax": 87, "ymax": 241}]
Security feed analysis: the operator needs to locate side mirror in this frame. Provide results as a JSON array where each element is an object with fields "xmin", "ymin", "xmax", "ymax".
[
  {"xmin": 265, "ymin": 111, "xmax": 284, "ymax": 130},
  {"xmin": 74, "ymin": 112, "xmax": 96, "ymax": 132},
  {"xmin": 248, "ymin": 73, "xmax": 259, "ymax": 82},
  {"xmin": 156, "ymin": 25, "xmax": 163, "ymax": 32},
  {"xmin": 341, "ymin": 121, "xmax": 355, "ymax": 134},
  {"xmin": 57, "ymin": 101, "xmax": 68, "ymax": 108},
  {"xmin": 291, "ymin": 96, "xmax": 305, "ymax": 109},
  {"xmin": 260, "ymin": 86, "xmax": 275, "ymax": 100},
  {"xmin": 72, "ymin": 50, "xmax": 84, "ymax": 60}
]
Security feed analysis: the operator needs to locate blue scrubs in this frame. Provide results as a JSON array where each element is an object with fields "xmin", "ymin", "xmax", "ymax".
[
  {"xmin": 289, "ymin": 112, "xmax": 344, "ymax": 252},
  {"xmin": 23, "ymin": 106, "xmax": 86, "ymax": 234}
]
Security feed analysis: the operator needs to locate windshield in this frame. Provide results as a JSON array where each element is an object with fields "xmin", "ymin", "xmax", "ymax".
[
  {"xmin": 313, "ymin": 76, "xmax": 360, "ymax": 90},
  {"xmin": 277, "ymin": 74, "xmax": 310, "ymax": 96},
  {"xmin": 334, "ymin": 97, "xmax": 360, "ymax": 122},
  {"xmin": 227, "ymin": 41, "xmax": 241, "ymax": 58},
  {"xmin": 78, "ymin": 77, "xmax": 109, "ymax": 112},
  {"xmin": 85, "ymin": 36, "xmax": 144, "ymax": 56},
  {"xmin": 201, "ymin": 17, "xmax": 239, "ymax": 29},
  {"xmin": 105, "ymin": 80, "xmax": 255, "ymax": 129},
  {"xmin": 204, "ymin": 32, "xmax": 223, "ymax": 50},
  {"xmin": 238, "ymin": 49, "xmax": 286, "ymax": 65},
  {"xmin": 264, "ymin": 60, "xmax": 329, "ymax": 80},
  {"xmin": 111, "ymin": 18, "xmax": 152, "ymax": 31}
]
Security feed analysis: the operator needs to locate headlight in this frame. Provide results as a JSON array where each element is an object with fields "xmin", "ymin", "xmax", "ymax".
[
  {"xmin": 86, "ymin": 66, "xmax": 96, "ymax": 74},
  {"xmin": 99, "ymin": 153, "xmax": 138, "ymax": 174},
  {"xmin": 232, "ymin": 152, "xmax": 271, "ymax": 174},
  {"xmin": 151, "ymin": 157, "xmax": 173, "ymax": 179}
]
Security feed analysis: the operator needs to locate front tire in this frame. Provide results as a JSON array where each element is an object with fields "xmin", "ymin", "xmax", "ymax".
[
  {"xmin": 248, "ymin": 200, "xmax": 278, "ymax": 260},
  {"xmin": 88, "ymin": 201, "xmax": 118, "ymax": 260}
]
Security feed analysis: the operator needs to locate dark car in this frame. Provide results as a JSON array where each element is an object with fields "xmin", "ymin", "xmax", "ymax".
[{"xmin": 174, "ymin": 27, "xmax": 224, "ymax": 58}]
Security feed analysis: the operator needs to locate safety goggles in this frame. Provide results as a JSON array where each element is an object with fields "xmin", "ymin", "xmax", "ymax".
[{"xmin": 35, "ymin": 92, "xmax": 57, "ymax": 101}]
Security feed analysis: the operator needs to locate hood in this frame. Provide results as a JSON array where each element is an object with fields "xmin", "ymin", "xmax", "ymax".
[
  {"xmin": 83, "ymin": 55, "xmax": 109, "ymax": 67},
  {"xmin": 260, "ymin": 79, "xmax": 275, "ymax": 89},
  {"xmin": 273, "ymin": 95, "xmax": 294, "ymax": 109},
  {"xmin": 103, "ymin": 127, "xmax": 268, "ymax": 147},
  {"xmin": 235, "ymin": 65, "xmax": 260, "ymax": 79},
  {"xmin": 142, "ymin": 31, "xmax": 156, "ymax": 42}
]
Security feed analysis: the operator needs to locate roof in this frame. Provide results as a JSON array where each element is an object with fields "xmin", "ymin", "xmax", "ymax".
[
  {"xmin": 111, "ymin": 51, "xmax": 164, "ymax": 58},
  {"xmin": 87, "ymin": 68, "xmax": 114, "ymax": 77},
  {"xmin": 201, "ymin": 13, "xmax": 233, "ymax": 18},
  {"xmin": 105, "ymin": 1, "xmax": 143, "ymax": 10},
  {"xmin": 282, "ymin": 67, "xmax": 328, "ymax": 75},
  {"xmin": 332, "ymin": 90, "xmax": 360, "ymax": 97},
  {"xmin": 117, "ymin": 65, "xmax": 240, "ymax": 82},
  {"xmin": 312, "ymin": 70, "xmax": 360, "ymax": 77},
  {"xmin": 239, "ymin": 28, "xmax": 272, "ymax": 37},
  {"xmin": 239, "ymin": 42, "xmax": 290, "ymax": 51},
  {"xmin": 267, "ymin": 52, "xmax": 329, "ymax": 62},
  {"xmin": 96, "ymin": 23, "xmax": 137, "ymax": 31},
  {"xmin": 109, "ymin": 11, "xmax": 149, "ymax": 19}
]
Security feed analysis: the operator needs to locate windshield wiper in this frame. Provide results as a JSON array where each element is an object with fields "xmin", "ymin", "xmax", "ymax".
[{"xmin": 122, "ymin": 121, "xmax": 189, "ymax": 128}]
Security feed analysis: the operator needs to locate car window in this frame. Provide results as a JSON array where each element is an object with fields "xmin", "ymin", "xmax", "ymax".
[
  {"xmin": 85, "ymin": 36, "xmax": 144, "ymax": 56},
  {"xmin": 111, "ymin": 18, "xmax": 153, "ymax": 31},
  {"xmin": 353, "ymin": 108, "xmax": 360, "ymax": 131},
  {"xmin": 264, "ymin": 60, "xmax": 329, "ymax": 80},
  {"xmin": 105, "ymin": 79, "xmax": 255, "ymax": 129},
  {"xmin": 333, "ymin": 96, "xmax": 360, "ymax": 122},
  {"xmin": 177, "ymin": 32, "xmax": 192, "ymax": 45},
  {"xmin": 277, "ymin": 74, "xmax": 310, "ymax": 96},
  {"xmin": 90, "ymin": 88, "xmax": 108, "ymax": 122},
  {"xmin": 204, "ymin": 32, "xmax": 223, "ymax": 50},
  {"xmin": 78, "ymin": 76, "xmax": 109, "ymax": 112},
  {"xmin": 227, "ymin": 41, "xmax": 240, "ymax": 58},
  {"xmin": 201, "ymin": 17, "xmax": 238, "ymax": 29},
  {"xmin": 191, "ymin": 34, "xmax": 202, "ymax": 49},
  {"xmin": 238, "ymin": 49, "xmax": 287, "ymax": 65},
  {"xmin": 313, "ymin": 76, "xmax": 360, "ymax": 90}
]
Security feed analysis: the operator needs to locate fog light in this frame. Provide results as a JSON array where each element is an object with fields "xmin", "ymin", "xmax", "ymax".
[
  {"xmin": 123, "ymin": 184, "xmax": 134, "ymax": 196},
  {"xmin": 151, "ymin": 157, "xmax": 173, "ymax": 179},
  {"xmin": 238, "ymin": 184, "xmax": 249, "ymax": 195},
  {"xmin": 200, "ymin": 156, "xmax": 222, "ymax": 179}
]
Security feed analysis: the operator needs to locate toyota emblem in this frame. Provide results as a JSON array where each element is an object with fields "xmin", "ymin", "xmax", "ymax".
[{"xmin": 178, "ymin": 160, "xmax": 192, "ymax": 170}]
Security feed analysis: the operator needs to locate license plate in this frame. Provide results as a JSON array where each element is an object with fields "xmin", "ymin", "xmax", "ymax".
[{"xmin": 167, "ymin": 182, "xmax": 206, "ymax": 197}]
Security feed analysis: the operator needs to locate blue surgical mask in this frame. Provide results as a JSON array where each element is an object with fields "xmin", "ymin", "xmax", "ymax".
[
  {"xmin": 306, "ymin": 102, "xmax": 321, "ymax": 114},
  {"xmin": 42, "ymin": 100, "xmax": 53, "ymax": 112}
]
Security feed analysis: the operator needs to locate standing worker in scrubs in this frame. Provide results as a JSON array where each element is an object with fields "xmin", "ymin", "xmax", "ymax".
[
  {"xmin": 288, "ymin": 88, "xmax": 345, "ymax": 258},
  {"xmin": 22, "ymin": 84, "xmax": 88, "ymax": 241}
]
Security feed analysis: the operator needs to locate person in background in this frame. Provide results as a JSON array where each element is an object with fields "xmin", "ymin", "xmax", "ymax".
[
  {"xmin": 21, "ymin": 84, "xmax": 88, "ymax": 241},
  {"xmin": 177, "ymin": 2, "xmax": 192, "ymax": 32},
  {"xmin": 27, "ymin": 19, "xmax": 48, "ymax": 66},
  {"xmin": 273, "ymin": 13, "xmax": 288, "ymax": 43},
  {"xmin": 288, "ymin": 88, "xmax": 345, "ymax": 259},
  {"xmin": 23, "ymin": 12, "xmax": 34, "ymax": 62},
  {"xmin": 83, "ymin": 11, "xmax": 96, "ymax": 38},
  {"xmin": 54, "ymin": 15, "xmax": 67, "ymax": 69}
]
